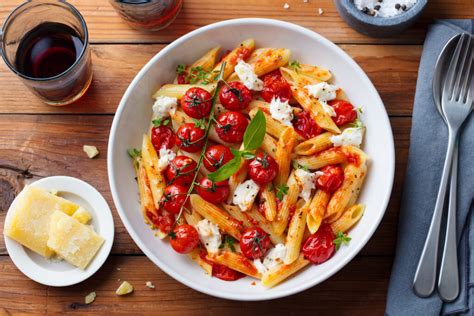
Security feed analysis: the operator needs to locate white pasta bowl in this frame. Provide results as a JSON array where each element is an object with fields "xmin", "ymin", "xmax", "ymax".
[{"xmin": 108, "ymin": 18, "xmax": 395, "ymax": 301}]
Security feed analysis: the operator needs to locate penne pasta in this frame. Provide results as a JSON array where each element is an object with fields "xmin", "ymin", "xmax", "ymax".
[
  {"xmin": 153, "ymin": 83, "xmax": 216, "ymax": 99},
  {"xmin": 262, "ymin": 253, "xmax": 310, "ymax": 287},
  {"xmin": 295, "ymin": 148, "xmax": 346, "ymax": 170},
  {"xmin": 190, "ymin": 194, "xmax": 243, "ymax": 240},
  {"xmin": 209, "ymin": 38, "xmax": 255, "ymax": 81},
  {"xmin": 184, "ymin": 210, "xmax": 204, "ymax": 226},
  {"xmin": 273, "ymin": 172, "xmax": 299, "ymax": 236},
  {"xmin": 247, "ymin": 206, "xmax": 285, "ymax": 245},
  {"xmin": 208, "ymin": 251, "xmax": 261, "ymax": 279},
  {"xmin": 285, "ymin": 200, "xmax": 308, "ymax": 264},
  {"xmin": 188, "ymin": 247, "xmax": 213, "ymax": 275},
  {"xmin": 325, "ymin": 159, "xmax": 367, "ymax": 223},
  {"xmin": 275, "ymin": 127, "xmax": 297, "ymax": 186},
  {"xmin": 261, "ymin": 184, "xmax": 277, "ymax": 222},
  {"xmin": 261, "ymin": 134, "xmax": 278, "ymax": 159},
  {"xmin": 291, "ymin": 86, "xmax": 340, "ymax": 134},
  {"xmin": 297, "ymin": 63, "xmax": 332, "ymax": 83},
  {"xmin": 191, "ymin": 46, "xmax": 221, "ymax": 72},
  {"xmin": 141, "ymin": 134, "xmax": 166, "ymax": 209},
  {"xmin": 306, "ymin": 189, "xmax": 331, "ymax": 234},
  {"xmin": 223, "ymin": 204, "xmax": 253, "ymax": 228},
  {"xmin": 331, "ymin": 204, "xmax": 365, "ymax": 234},
  {"xmin": 294, "ymin": 132, "xmax": 334, "ymax": 156},
  {"xmin": 227, "ymin": 145, "xmax": 248, "ymax": 204}
]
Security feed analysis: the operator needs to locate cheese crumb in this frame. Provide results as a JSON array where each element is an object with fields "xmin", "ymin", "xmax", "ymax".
[
  {"xmin": 269, "ymin": 97, "xmax": 293, "ymax": 126},
  {"xmin": 294, "ymin": 169, "xmax": 323, "ymax": 202},
  {"xmin": 195, "ymin": 219, "xmax": 222, "ymax": 254},
  {"xmin": 157, "ymin": 148, "xmax": 176, "ymax": 171},
  {"xmin": 234, "ymin": 60, "xmax": 264, "ymax": 91},
  {"xmin": 146, "ymin": 281, "xmax": 155, "ymax": 289},
  {"xmin": 233, "ymin": 179, "xmax": 260, "ymax": 212},
  {"xmin": 83, "ymin": 145, "xmax": 99, "ymax": 159},
  {"xmin": 116, "ymin": 281, "xmax": 134, "ymax": 296},
  {"xmin": 253, "ymin": 244, "xmax": 288, "ymax": 274},
  {"xmin": 85, "ymin": 292, "xmax": 96, "ymax": 304},
  {"xmin": 283, "ymin": 3, "xmax": 290, "ymax": 9},
  {"xmin": 152, "ymin": 96, "xmax": 177, "ymax": 120},
  {"xmin": 305, "ymin": 82, "xmax": 338, "ymax": 102},
  {"xmin": 330, "ymin": 128, "xmax": 364, "ymax": 147}
]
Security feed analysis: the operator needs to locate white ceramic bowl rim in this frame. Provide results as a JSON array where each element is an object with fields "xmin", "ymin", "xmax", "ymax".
[{"xmin": 108, "ymin": 18, "xmax": 395, "ymax": 301}]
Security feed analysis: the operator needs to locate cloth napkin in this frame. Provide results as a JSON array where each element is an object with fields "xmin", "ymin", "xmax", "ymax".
[{"xmin": 386, "ymin": 20, "xmax": 474, "ymax": 315}]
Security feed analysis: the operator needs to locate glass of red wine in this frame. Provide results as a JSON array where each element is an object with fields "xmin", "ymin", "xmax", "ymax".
[
  {"xmin": 109, "ymin": 0, "xmax": 183, "ymax": 31},
  {"xmin": 0, "ymin": 0, "xmax": 92, "ymax": 106}
]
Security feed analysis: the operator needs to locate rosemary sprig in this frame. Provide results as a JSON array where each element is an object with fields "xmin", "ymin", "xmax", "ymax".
[{"xmin": 171, "ymin": 62, "xmax": 227, "ymax": 229}]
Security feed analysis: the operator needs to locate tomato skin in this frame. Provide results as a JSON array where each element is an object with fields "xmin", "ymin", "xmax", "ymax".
[
  {"xmin": 196, "ymin": 178, "xmax": 230, "ymax": 204},
  {"xmin": 261, "ymin": 70, "xmax": 292, "ymax": 103},
  {"xmin": 292, "ymin": 111, "xmax": 322, "ymax": 139},
  {"xmin": 316, "ymin": 165, "xmax": 344, "ymax": 193},
  {"xmin": 161, "ymin": 184, "xmax": 188, "ymax": 214},
  {"xmin": 248, "ymin": 153, "xmax": 279, "ymax": 186},
  {"xmin": 175, "ymin": 123, "xmax": 206, "ymax": 153},
  {"xmin": 177, "ymin": 73, "xmax": 187, "ymax": 84},
  {"xmin": 151, "ymin": 125, "xmax": 175, "ymax": 151},
  {"xmin": 219, "ymin": 82, "xmax": 252, "ymax": 111},
  {"xmin": 215, "ymin": 111, "xmax": 248, "ymax": 143},
  {"xmin": 302, "ymin": 223, "xmax": 336, "ymax": 264},
  {"xmin": 170, "ymin": 224, "xmax": 200, "ymax": 254},
  {"xmin": 328, "ymin": 100, "xmax": 357, "ymax": 126},
  {"xmin": 240, "ymin": 227, "xmax": 271, "ymax": 259},
  {"xmin": 166, "ymin": 155, "xmax": 197, "ymax": 187},
  {"xmin": 199, "ymin": 252, "xmax": 244, "ymax": 281},
  {"xmin": 203, "ymin": 145, "xmax": 234, "ymax": 172},
  {"xmin": 157, "ymin": 213, "xmax": 175, "ymax": 234},
  {"xmin": 181, "ymin": 87, "xmax": 213, "ymax": 119}
]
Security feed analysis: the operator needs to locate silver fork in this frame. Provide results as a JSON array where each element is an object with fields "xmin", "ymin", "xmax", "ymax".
[{"xmin": 413, "ymin": 33, "xmax": 473, "ymax": 298}]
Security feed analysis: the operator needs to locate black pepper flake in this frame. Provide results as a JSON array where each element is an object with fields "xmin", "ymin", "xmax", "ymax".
[
  {"xmin": 401, "ymin": 4, "xmax": 407, "ymax": 10},
  {"xmin": 362, "ymin": 6, "xmax": 370, "ymax": 14},
  {"xmin": 395, "ymin": 3, "xmax": 401, "ymax": 10},
  {"xmin": 374, "ymin": 5, "xmax": 381, "ymax": 10}
]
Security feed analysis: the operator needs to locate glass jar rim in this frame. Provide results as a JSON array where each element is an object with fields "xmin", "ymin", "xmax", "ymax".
[{"xmin": 0, "ymin": 0, "xmax": 89, "ymax": 82}]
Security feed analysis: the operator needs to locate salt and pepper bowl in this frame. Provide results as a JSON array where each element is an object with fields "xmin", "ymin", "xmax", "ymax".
[{"xmin": 334, "ymin": 0, "xmax": 428, "ymax": 38}]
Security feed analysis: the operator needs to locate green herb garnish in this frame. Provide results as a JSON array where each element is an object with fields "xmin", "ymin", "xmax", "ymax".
[
  {"xmin": 333, "ymin": 232, "xmax": 351, "ymax": 251},
  {"xmin": 176, "ymin": 64, "xmax": 186, "ymax": 75},
  {"xmin": 152, "ymin": 118, "xmax": 170, "ymax": 127},
  {"xmin": 219, "ymin": 235, "xmax": 236, "ymax": 252},
  {"xmin": 289, "ymin": 60, "xmax": 301, "ymax": 71},
  {"xmin": 275, "ymin": 184, "xmax": 289, "ymax": 201}
]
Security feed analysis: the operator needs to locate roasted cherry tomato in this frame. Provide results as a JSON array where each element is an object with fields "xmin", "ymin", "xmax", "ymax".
[
  {"xmin": 170, "ymin": 224, "xmax": 200, "ymax": 254},
  {"xmin": 177, "ymin": 73, "xmax": 187, "ymax": 84},
  {"xmin": 316, "ymin": 165, "xmax": 344, "ymax": 193},
  {"xmin": 196, "ymin": 178, "xmax": 230, "ymax": 204},
  {"xmin": 165, "ymin": 155, "xmax": 197, "ymax": 187},
  {"xmin": 175, "ymin": 123, "xmax": 205, "ymax": 153},
  {"xmin": 181, "ymin": 87, "xmax": 213, "ymax": 119},
  {"xmin": 261, "ymin": 70, "xmax": 292, "ymax": 103},
  {"xmin": 328, "ymin": 100, "xmax": 357, "ymax": 126},
  {"xmin": 215, "ymin": 111, "xmax": 248, "ymax": 143},
  {"xmin": 199, "ymin": 251, "xmax": 244, "ymax": 281},
  {"xmin": 292, "ymin": 111, "xmax": 322, "ymax": 139},
  {"xmin": 157, "ymin": 213, "xmax": 175, "ymax": 234},
  {"xmin": 161, "ymin": 184, "xmax": 188, "ymax": 214},
  {"xmin": 203, "ymin": 144, "xmax": 234, "ymax": 172},
  {"xmin": 219, "ymin": 81, "xmax": 252, "ymax": 111},
  {"xmin": 302, "ymin": 223, "xmax": 336, "ymax": 264},
  {"xmin": 240, "ymin": 227, "xmax": 271, "ymax": 259},
  {"xmin": 248, "ymin": 153, "xmax": 279, "ymax": 186},
  {"xmin": 151, "ymin": 125, "xmax": 175, "ymax": 151}
]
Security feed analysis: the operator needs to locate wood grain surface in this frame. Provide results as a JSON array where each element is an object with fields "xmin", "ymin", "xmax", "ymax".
[{"xmin": 0, "ymin": 0, "xmax": 469, "ymax": 314}]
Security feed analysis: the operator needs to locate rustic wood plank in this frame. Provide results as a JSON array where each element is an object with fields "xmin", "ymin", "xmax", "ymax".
[
  {"xmin": 0, "ymin": 255, "xmax": 390, "ymax": 314},
  {"xmin": 0, "ymin": 44, "xmax": 421, "ymax": 115},
  {"xmin": 0, "ymin": 0, "xmax": 471, "ymax": 45},
  {"xmin": 0, "ymin": 115, "xmax": 410, "ymax": 256}
]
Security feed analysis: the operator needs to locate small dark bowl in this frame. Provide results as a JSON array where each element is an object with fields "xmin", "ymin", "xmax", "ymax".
[{"xmin": 334, "ymin": 0, "xmax": 428, "ymax": 38}]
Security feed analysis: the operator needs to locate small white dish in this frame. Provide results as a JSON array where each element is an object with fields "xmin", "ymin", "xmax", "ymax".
[{"xmin": 4, "ymin": 176, "xmax": 114, "ymax": 287}]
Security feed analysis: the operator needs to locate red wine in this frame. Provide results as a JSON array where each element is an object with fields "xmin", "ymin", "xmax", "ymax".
[{"xmin": 15, "ymin": 22, "xmax": 83, "ymax": 79}]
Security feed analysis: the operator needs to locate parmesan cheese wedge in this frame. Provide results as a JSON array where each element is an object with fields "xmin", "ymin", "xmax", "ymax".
[
  {"xmin": 47, "ymin": 211, "xmax": 104, "ymax": 270},
  {"xmin": 4, "ymin": 186, "xmax": 80, "ymax": 257}
]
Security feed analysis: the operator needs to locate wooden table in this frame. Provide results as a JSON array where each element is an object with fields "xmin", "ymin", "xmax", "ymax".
[{"xmin": 0, "ymin": 0, "xmax": 471, "ymax": 314}]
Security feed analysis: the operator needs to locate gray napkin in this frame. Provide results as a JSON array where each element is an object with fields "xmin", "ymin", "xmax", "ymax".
[{"xmin": 386, "ymin": 20, "xmax": 474, "ymax": 315}]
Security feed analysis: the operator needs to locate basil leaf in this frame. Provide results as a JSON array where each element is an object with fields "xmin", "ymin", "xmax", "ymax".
[
  {"xmin": 241, "ymin": 151, "xmax": 256, "ymax": 160},
  {"xmin": 207, "ymin": 154, "xmax": 242, "ymax": 182},
  {"xmin": 243, "ymin": 110, "xmax": 266, "ymax": 151}
]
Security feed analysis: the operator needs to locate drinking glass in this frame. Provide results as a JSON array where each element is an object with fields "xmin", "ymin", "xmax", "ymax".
[
  {"xmin": 0, "ymin": 0, "xmax": 92, "ymax": 106},
  {"xmin": 109, "ymin": 0, "xmax": 183, "ymax": 31}
]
